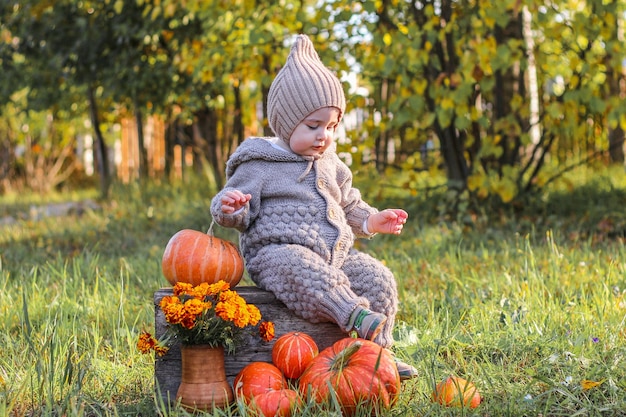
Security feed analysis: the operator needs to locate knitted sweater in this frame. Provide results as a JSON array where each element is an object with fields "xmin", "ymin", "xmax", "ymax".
[{"xmin": 210, "ymin": 137, "xmax": 378, "ymax": 269}]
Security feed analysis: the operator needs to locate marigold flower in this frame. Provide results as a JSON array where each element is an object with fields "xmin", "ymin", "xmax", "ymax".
[
  {"xmin": 216, "ymin": 291, "xmax": 250, "ymax": 324},
  {"xmin": 246, "ymin": 304, "xmax": 261, "ymax": 326},
  {"xmin": 184, "ymin": 298, "xmax": 207, "ymax": 317},
  {"xmin": 153, "ymin": 344, "xmax": 169, "ymax": 356},
  {"xmin": 259, "ymin": 321, "xmax": 275, "ymax": 342},
  {"xmin": 173, "ymin": 282, "xmax": 194, "ymax": 296},
  {"xmin": 215, "ymin": 299, "xmax": 237, "ymax": 322},
  {"xmin": 180, "ymin": 314, "xmax": 197, "ymax": 329},
  {"xmin": 137, "ymin": 331, "xmax": 157, "ymax": 353},
  {"xmin": 136, "ymin": 331, "xmax": 169, "ymax": 356},
  {"xmin": 233, "ymin": 307, "xmax": 251, "ymax": 328},
  {"xmin": 218, "ymin": 289, "xmax": 237, "ymax": 303},
  {"xmin": 208, "ymin": 280, "xmax": 231, "ymax": 295},
  {"xmin": 190, "ymin": 282, "xmax": 210, "ymax": 299},
  {"xmin": 161, "ymin": 296, "xmax": 185, "ymax": 324}
]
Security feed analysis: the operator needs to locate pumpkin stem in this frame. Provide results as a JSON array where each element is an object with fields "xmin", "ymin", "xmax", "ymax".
[
  {"xmin": 207, "ymin": 219, "xmax": 215, "ymax": 236},
  {"xmin": 330, "ymin": 341, "xmax": 362, "ymax": 372}
]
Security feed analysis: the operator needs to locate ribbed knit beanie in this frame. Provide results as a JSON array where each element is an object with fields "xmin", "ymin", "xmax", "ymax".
[{"xmin": 267, "ymin": 34, "xmax": 346, "ymax": 142}]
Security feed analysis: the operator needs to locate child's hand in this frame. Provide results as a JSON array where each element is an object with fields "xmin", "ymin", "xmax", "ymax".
[
  {"xmin": 220, "ymin": 190, "xmax": 251, "ymax": 214},
  {"xmin": 367, "ymin": 209, "xmax": 408, "ymax": 235}
]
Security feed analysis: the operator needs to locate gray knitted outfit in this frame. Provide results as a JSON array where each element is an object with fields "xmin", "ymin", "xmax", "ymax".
[{"xmin": 210, "ymin": 139, "xmax": 398, "ymax": 347}]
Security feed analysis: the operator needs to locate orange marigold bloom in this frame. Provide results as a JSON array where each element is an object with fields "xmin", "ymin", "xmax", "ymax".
[
  {"xmin": 160, "ymin": 295, "xmax": 181, "ymax": 307},
  {"xmin": 228, "ymin": 294, "xmax": 252, "ymax": 327},
  {"xmin": 232, "ymin": 306, "xmax": 251, "ymax": 328},
  {"xmin": 259, "ymin": 321, "xmax": 275, "ymax": 342},
  {"xmin": 173, "ymin": 282, "xmax": 193, "ymax": 296},
  {"xmin": 137, "ymin": 331, "xmax": 170, "ymax": 356},
  {"xmin": 218, "ymin": 289, "xmax": 237, "ymax": 303},
  {"xmin": 161, "ymin": 296, "xmax": 185, "ymax": 324},
  {"xmin": 153, "ymin": 344, "xmax": 169, "ymax": 356},
  {"xmin": 180, "ymin": 314, "xmax": 196, "ymax": 329},
  {"xmin": 137, "ymin": 331, "xmax": 157, "ymax": 354},
  {"xmin": 215, "ymin": 300, "xmax": 237, "ymax": 322},
  {"xmin": 183, "ymin": 298, "xmax": 206, "ymax": 317},
  {"xmin": 208, "ymin": 280, "xmax": 230, "ymax": 295},
  {"xmin": 190, "ymin": 283, "xmax": 210, "ymax": 299},
  {"xmin": 246, "ymin": 304, "xmax": 261, "ymax": 326}
]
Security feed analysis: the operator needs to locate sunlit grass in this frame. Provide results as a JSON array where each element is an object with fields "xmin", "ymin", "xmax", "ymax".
[{"xmin": 1, "ymin": 167, "xmax": 625, "ymax": 416}]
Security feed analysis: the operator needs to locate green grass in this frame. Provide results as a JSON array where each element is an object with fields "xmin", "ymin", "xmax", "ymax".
[{"xmin": 1, "ymin": 168, "xmax": 625, "ymax": 416}]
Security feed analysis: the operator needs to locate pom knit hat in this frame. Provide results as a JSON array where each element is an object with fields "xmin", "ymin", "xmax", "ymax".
[{"xmin": 267, "ymin": 34, "xmax": 346, "ymax": 142}]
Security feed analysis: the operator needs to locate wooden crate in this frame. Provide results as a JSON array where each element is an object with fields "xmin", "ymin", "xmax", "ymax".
[{"xmin": 154, "ymin": 286, "xmax": 347, "ymax": 404}]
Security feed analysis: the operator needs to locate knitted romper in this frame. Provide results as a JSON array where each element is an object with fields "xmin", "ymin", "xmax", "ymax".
[{"xmin": 210, "ymin": 138, "xmax": 398, "ymax": 348}]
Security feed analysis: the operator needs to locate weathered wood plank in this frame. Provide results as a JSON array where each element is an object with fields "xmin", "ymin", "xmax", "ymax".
[{"xmin": 154, "ymin": 286, "xmax": 347, "ymax": 404}]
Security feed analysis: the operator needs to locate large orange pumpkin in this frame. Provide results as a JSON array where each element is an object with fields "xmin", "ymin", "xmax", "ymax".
[
  {"xmin": 248, "ymin": 389, "xmax": 301, "ymax": 417},
  {"xmin": 432, "ymin": 375, "xmax": 481, "ymax": 408},
  {"xmin": 272, "ymin": 332, "xmax": 319, "ymax": 380},
  {"xmin": 161, "ymin": 229, "xmax": 244, "ymax": 287},
  {"xmin": 233, "ymin": 362, "xmax": 286, "ymax": 401},
  {"xmin": 298, "ymin": 338, "xmax": 400, "ymax": 417}
]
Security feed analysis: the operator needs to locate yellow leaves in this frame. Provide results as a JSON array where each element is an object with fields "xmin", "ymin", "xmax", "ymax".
[
  {"xmin": 411, "ymin": 77, "xmax": 426, "ymax": 94},
  {"xmin": 576, "ymin": 34, "xmax": 589, "ymax": 51},
  {"xmin": 581, "ymin": 379, "xmax": 604, "ymax": 390},
  {"xmin": 467, "ymin": 172, "xmax": 488, "ymax": 199},
  {"xmin": 492, "ymin": 176, "xmax": 517, "ymax": 203},
  {"xmin": 383, "ymin": 33, "xmax": 392, "ymax": 46},
  {"xmin": 483, "ymin": 15, "xmax": 496, "ymax": 29},
  {"xmin": 467, "ymin": 166, "xmax": 518, "ymax": 203},
  {"xmin": 113, "ymin": 0, "xmax": 123, "ymax": 14},
  {"xmin": 440, "ymin": 97, "xmax": 455, "ymax": 111}
]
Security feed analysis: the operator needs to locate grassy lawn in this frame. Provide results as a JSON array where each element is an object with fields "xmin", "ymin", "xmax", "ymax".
[{"xmin": 1, "ymin": 167, "xmax": 625, "ymax": 416}]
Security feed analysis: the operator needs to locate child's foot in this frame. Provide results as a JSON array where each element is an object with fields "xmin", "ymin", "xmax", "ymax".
[
  {"xmin": 385, "ymin": 349, "xmax": 418, "ymax": 381},
  {"xmin": 394, "ymin": 359, "xmax": 418, "ymax": 381},
  {"xmin": 349, "ymin": 307, "xmax": 387, "ymax": 340}
]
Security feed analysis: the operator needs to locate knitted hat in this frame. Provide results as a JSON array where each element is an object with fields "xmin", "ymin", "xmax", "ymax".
[{"xmin": 267, "ymin": 34, "xmax": 346, "ymax": 142}]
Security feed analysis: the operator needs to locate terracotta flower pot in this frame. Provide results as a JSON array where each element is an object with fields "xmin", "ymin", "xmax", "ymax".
[{"xmin": 176, "ymin": 345, "xmax": 234, "ymax": 411}]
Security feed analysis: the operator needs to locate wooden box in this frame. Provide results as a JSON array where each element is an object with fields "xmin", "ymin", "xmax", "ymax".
[{"xmin": 153, "ymin": 286, "xmax": 346, "ymax": 404}]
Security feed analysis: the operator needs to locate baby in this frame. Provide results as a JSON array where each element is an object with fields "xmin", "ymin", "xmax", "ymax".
[{"xmin": 210, "ymin": 34, "xmax": 417, "ymax": 380}]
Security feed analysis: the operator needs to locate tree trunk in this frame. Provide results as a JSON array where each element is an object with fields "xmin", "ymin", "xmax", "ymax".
[
  {"xmin": 134, "ymin": 99, "xmax": 148, "ymax": 179},
  {"xmin": 607, "ymin": 11, "xmax": 625, "ymax": 165},
  {"xmin": 437, "ymin": 122, "xmax": 469, "ymax": 189},
  {"xmin": 608, "ymin": 126, "xmax": 625, "ymax": 164},
  {"xmin": 522, "ymin": 6, "xmax": 541, "ymax": 147},
  {"xmin": 195, "ymin": 107, "xmax": 224, "ymax": 187},
  {"xmin": 232, "ymin": 83, "xmax": 245, "ymax": 151},
  {"xmin": 494, "ymin": 15, "xmax": 523, "ymax": 170},
  {"xmin": 262, "ymin": 54, "xmax": 273, "ymax": 137},
  {"xmin": 88, "ymin": 85, "xmax": 111, "ymax": 199}
]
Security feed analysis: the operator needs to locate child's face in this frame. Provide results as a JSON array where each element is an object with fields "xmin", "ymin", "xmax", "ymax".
[{"xmin": 289, "ymin": 107, "xmax": 340, "ymax": 156}]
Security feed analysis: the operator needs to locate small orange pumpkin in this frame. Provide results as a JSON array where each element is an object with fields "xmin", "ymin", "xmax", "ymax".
[
  {"xmin": 272, "ymin": 332, "xmax": 319, "ymax": 380},
  {"xmin": 233, "ymin": 362, "xmax": 286, "ymax": 401},
  {"xmin": 432, "ymin": 375, "xmax": 481, "ymax": 408},
  {"xmin": 248, "ymin": 389, "xmax": 300, "ymax": 417},
  {"xmin": 161, "ymin": 228, "xmax": 244, "ymax": 287}
]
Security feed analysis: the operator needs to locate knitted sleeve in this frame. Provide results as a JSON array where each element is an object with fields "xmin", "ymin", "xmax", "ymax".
[
  {"xmin": 210, "ymin": 160, "xmax": 265, "ymax": 232},
  {"xmin": 334, "ymin": 156, "xmax": 378, "ymax": 237}
]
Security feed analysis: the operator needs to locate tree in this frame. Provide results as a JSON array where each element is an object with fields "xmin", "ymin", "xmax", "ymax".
[{"xmin": 333, "ymin": 0, "xmax": 626, "ymax": 206}]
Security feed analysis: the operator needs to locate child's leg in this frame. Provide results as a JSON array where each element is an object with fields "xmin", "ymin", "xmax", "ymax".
[
  {"xmin": 341, "ymin": 249, "xmax": 398, "ymax": 348},
  {"xmin": 343, "ymin": 250, "xmax": 418, "ymax": 380},
  {"xmin": 245, "ymin": 244, "xmax": 370, "ymax": 331}
]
